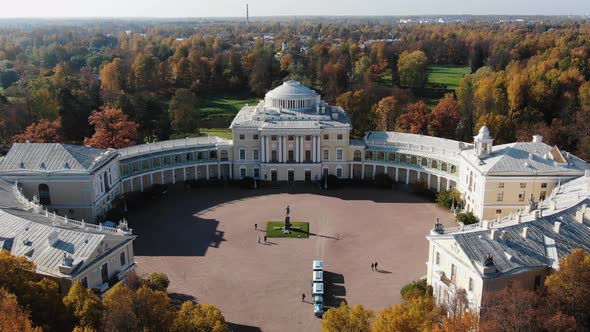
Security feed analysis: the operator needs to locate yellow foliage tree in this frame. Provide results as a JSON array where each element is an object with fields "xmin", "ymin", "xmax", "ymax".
[
  {"xmin": 172, "ymin": 302, "xmax": 229, "ymax": 332},
  {"xmin": 322, "ymin": 303, "xmax": 374, "ymax": 332},
  {"xmin": 0, "ymin": 289, "xmax": 41, "ymax": 332},
  {"xmin": 371, "ymin": 296, "xmax": 440, "ymax": 332},
  {"xmin": 64, "ymin": 281, "xmax": 104, "ymax": 330}
]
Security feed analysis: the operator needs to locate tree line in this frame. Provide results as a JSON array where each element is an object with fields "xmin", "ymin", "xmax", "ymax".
[{"xmin": 0, "ymin": 20, "xmax": 589, "ymax": 157}]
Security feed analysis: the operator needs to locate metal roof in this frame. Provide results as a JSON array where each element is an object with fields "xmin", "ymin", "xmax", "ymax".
[
  {"xmin": 117, "ymin": 136, "xmax": 230, "ymax": 161},
  {"xmin": 365, "ymin": 131, "xmax": 467, "ymax": 153},
  {"xmin": 0, "ymin": 143, "xmax": 116, "ymax": 174},
  {"xmin": 265, "ymin": 80, "xmax": 318, "ymax": 100}
]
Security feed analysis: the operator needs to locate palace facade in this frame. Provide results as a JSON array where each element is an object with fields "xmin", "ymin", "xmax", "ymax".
[{"xmin": 1, "ymin": 81, "xmax": 589, "ymax": 302}]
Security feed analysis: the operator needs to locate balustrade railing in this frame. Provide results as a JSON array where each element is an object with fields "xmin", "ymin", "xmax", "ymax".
[{"xmin": 12, "ymin": 183, "xmax": 132, "ymax": 235}]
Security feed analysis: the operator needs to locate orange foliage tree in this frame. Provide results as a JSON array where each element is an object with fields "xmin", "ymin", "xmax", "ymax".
[
  {"xmin": 13, "ymin": 118, "xmax": 64, "ymax": 143},
  {"xmin": 430, "ymin": 94, "xmax": 461, "ymax": 139},
  {"xmin": 84, "ymin": 107, "xmax": 139, "ymax": 149}
]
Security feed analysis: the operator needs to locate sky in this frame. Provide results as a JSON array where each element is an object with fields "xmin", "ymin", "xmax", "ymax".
[{"xmin": 1, "ymin": 0, "xmax": 589, "ymax": 18}]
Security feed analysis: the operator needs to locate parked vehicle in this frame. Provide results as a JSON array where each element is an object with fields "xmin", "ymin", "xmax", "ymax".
[
  {"xmin": 313, "ymin": 259, "xmax": 323, "ymax": 271},
  {"xmin": 313, "ymin": 295, "xmax": 324, "ymax": 317}
]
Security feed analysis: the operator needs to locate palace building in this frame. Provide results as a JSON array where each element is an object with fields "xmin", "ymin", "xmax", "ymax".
[{"xmin": 1, "ymin": 81, "xmax": 589, "ymax": 300}]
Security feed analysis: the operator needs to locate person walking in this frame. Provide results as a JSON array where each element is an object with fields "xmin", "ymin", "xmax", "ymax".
[
  {"xmin": 258, "ymin": 236, "xmax": 260, "ymax": 243},
  {"xmin": 302, "ymin": 293, "xmax": 306, "ymax": 302},
  {"xmin": 264, "ymin": 236, "xmax": 267, "ymax": 243},
  {"xmin": 374, "ymin": 261, "xmax": 378, "ymax": 271},
  {"xmin": 371, "ymin": 263, "xmax": 374, "ymax": 271},
  {"xmin": 255, "ymin": 223, "xmax": 258, "ymax": 230}
]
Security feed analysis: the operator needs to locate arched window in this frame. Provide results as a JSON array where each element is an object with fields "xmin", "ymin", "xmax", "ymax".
[
  {"xmin": 186, "ymin": 153, "xmax": 192, "ymax": 161},
  {"xmin": 365, "ymin": 151, "xmax": 373, "ymax": 160},
  {"xmin": 421, "ymin": 158, "xmax": 428, "ymax": 167},
  {"xmin": 210, "ymin": 150, "xmax": 217, "ymax": 160},
  {"xmin": 377, "ymin": 152, "xmax": 385, "ymax": 160},
  {"xmin": 353, "ymin": 150, "xmax": 362, "ymax": 161},
  {"xmin": 39, "ymin": 184, "xmax": 51, "ymax": 205},
  {"xmin": 431, "ymin": 160, "xmax": 438, "ymax": 169}
]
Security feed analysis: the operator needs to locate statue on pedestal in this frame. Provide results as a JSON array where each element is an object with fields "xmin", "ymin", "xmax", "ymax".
[{"xmin": 527, "ymin": 194, "xmax": 537, "ymax": 213}]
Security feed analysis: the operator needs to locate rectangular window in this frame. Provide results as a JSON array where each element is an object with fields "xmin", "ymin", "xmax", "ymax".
[
  {"xmin": 100, "ymin": 263, "xmax": 108, "ymax": 284},
  {"xmin": 120, "ymin": 251, "xmax": 126, "ymax": 266},
  {"xmin": 253, "ymin": 134, "xmax": 259, "ymax": 140},
  {"xmin": 305, "ymin": 135, "xmax": 311, "ymax": 141},
  {"xmin": 323, "ymin": 149, "xmax": 329, "ymax": 160},
  {"xmin": 498, "ymin": 182, "xmax": 504, "ymax": 188},
  {"xmin": 336, "ymin": 149, "xmax": 343, "ymax": 161},
  {"xmin": 254, "ymin": 168, "xmax": 260, "ymax": 178},
  {"xmin": 239, "ymin": 148, "xmax": 246, "ymax": 160},
  {"xmin": 271, "ymin": 135, "xmax": 277, "ymax": 141},
  {"xmin": 450, "ymin": 264, "xmax": 457, "ymax": 281},
  {"xmin": 497, "ymin": 192, "xmax": 504, "ymax": 202},
  {"xmin": 305, "ymin": 150, "xmax": 311, "ymax": 162},
  {"xmin": 337, "ymin": 134, "xmax": 343, "ymax": 140},
  {"xmin": 435, "ymin": 252, "xmax": 440, "ymax": 265},
  {"xmin": 323, "ymin": 134, "xmax": 329, "ymax": 140},
  {"xmin": 541, "ymin": 183, "xmax": 547, "ymax": 188},
  {"xmin": 253, "ymin": 149, "xmax": 260, "ymax": 161},
  {"xmin": 288, "ymin": 150, "xmax": 294, "ymax": 162},
  {"xmin": 240, "ymin": 168, "xmax": 247, "ymax": 178},
  {"xmin": 271, "ymin": 150, "xmax": 277, "ymax": 162},
  {"xmin": 520, "ymin": 183, "xmax": 526, "ymax": 188},
  {"xmin": 288, "ymin": 135, "xmax": 294, "ymax": 141},
  {"xmin": 468, "ymin": 278, "xmax": 474, "ymax": 292},
  {"xmin": 239, "ymin": 134, "xmax": 245, "ymax": 140},
  {"xmin": 81, "ymin": 276, "xmax": 88, "ymax": 288},
  {"xmin": 518, "ymin": 192, "xmax": 525, "ymax": 201},
  {"xmin": 337, "ymin": 168, "xmax": 343, "ymax": 178},
  {"xmin": 496, "ymin": 209, "xmax": 502, "ymax": 214}
]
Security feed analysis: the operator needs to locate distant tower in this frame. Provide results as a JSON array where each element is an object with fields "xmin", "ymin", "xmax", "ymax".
[
  {"xmin": 474, "ymin": 126, "xmax": 494, "ymax": 160},
  {"xmin": 246, "ymin": 2, "xmax": 249, "ymax": 24}
]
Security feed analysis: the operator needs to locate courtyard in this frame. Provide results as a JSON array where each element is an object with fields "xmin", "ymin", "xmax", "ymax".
[{"xmin": 128, "ymin": 184, "xmax": 455, "ymax": 332}]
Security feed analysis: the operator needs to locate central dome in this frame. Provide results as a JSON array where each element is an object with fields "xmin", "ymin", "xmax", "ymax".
[{"xmin": 264, "ymin": 81, "xmax": 320, "ymax": 110}]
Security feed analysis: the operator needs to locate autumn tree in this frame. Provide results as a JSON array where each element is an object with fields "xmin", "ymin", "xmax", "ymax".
[
  {"xmin": 63, "ymin": 281, "xmax": 104, "ymax": 330},
  {"xmin": 480, "ymin": 288, "xmax": 548, "ymax": 332},
  {"xmin": 396, "ymin": 101, "xmax": 431, "ymax": 135},
  {"xmin": 100, "ymin": 58, "xmax": 129, "ymax": 105},
  {"xmin": 148, "ymin": 272, "xmax": 170, "ymax": 292},
  {"xmin": 84, "ymin": 107, "xmax": 140, "ymax": 149},
  {"xmin": 397, "ymin": 51, "xmax": 429, "ymax": 88},
  {"xmin": 280, "ymin": 53, "xmax": 294, "ymax": 72},
  {"xmin": 168, "ymin": 88, "xmax": 199, "ymax": 134},
  {"xmin": 136, "ymin": 286, "xmax": 176, "ymax": 332},
  {"xmin": 430, "ymin": 94, "xmax": 461, "ymax": 139},
  {"xmin": 322, "ymin": 303, "xmax": 373, "ymax": 332},
  {"xmin": 102, "ymin": 283, "xmax": 138, "ymax": 332},
  {"xmin": 336, "ymin": 89, "xmax": 372, "ymax": 136},
  {"xmin": 370, "ymin": 96, "xmax": 399, "ymax": 131},
  {"xmin": 371, "ymin": 295, "xmax": 439, "ymax": 332},
  {"xmin": 546, "ymin": 248, "xmax": 590, "ymax": 328},
  {"xmin": 475, "ymin": 113, "xmax": 515, "ymax": 144},
  {"xmin": 13, "ymin": 118, "xmax": 64, "ymax": 143},
  {"xmin": 0, "ymin": 289, "xmax": 41, "ymax": 332},
  {"xmin": 172, "ymin": 302, "xmax": 229, "ymax": 332},
  {"xmin": 132, "ymin": 53, "xmax": 160, "ymax": 91}
]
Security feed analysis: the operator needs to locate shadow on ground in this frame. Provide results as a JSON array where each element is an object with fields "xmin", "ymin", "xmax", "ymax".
[
  {"xmin": 323, "ymin": 271, "xmax": 346, "ymax": 309},
  {"xmin": 226, "ymin": 322, "xmax": 262, "ymax": 332},
  {"xmin": 128, "ymin": 182, "xmax": 438, "ymax": 257}
]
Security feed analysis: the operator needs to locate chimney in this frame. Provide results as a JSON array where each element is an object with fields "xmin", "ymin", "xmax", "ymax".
[
  {"xmin": 576, "ymin": 210, "xmax": 586, "ymax": 224},
  {"xmin": 550, "ymin": 200, "xmax": 557, "ymax": 210},
  {"xmin": 532, "ymin": 135, "xmax": 543, "ymax": 143},
  {"xmin": 482, "ymin": 219, "xmax": 491, "ymax": 230},
  {"xmin": 47, "ymin": 230, "xmax": 59, "ymax": 246},
  {"xmin": 522, "ymin": 227, "xmax": 529, "ymax": 239},
  {"xmin": 490, "ymin": 229, "xmax": 500, "ymax": 240},
  {"xmin": 553, "ymin": 222, "xmax": 562, "ymax": 234}
]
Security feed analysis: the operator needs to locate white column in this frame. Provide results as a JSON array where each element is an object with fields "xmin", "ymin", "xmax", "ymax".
[
  {"xmin": 446, "ymin": 179, "xmax": 451, "ymax": 190},
  {"xmin": 229, "ymin": 165, "xmax": 233, "ymax": 179},
  {"xmin": 217, "ymin": 163, "xmax": 221, "ymax": 179},
  {"xmin": 194, "ymin": 166, "xmax": 197, "ymax": 179},
  {"xmin": 316, "ymin": 135, "xmax": 321, "ymax": 162},
  {"xmin": 261, "ymin": 135, "xmax": 266, "ymax": 163},
  {"xmin": 278, "ymin": 136, "xmax": 283, "ymax": 163},
  {"xmin": 295, "ymin": 136, "xmax": 300, "ymax": 163},
  {"xmin": 282, "ymin": 135, "xmax": 287, "ymax": 162},
  {"xmin": 361, "ymin": 164, "xmax": 365, "ymax": 179},
  {"xmin": 183, "ymin": 168, "xmax": 187, "ymax": 181},
  {"xmin": 395, "ymin": 168, "xmax": 399, "ymax": 182},
  {"xmin": 406, "ymin": 169, "xmax": 410, "ymax": 185},
  {"xmin": 206, "ymin": 165, "xmax": 210, "ymax": 180},
  {"xmin": 417, "ymin": 171, "xmax": 421, "ymax": 184},
  {"xmin": 130, "ymin": 178, "xmax": 134, "ymax": 192},
  {"xmin": 161, "ymin": 171, "xmax": 164, "ymax": 183},
  {"xmin": 437, "ymin": 176, "xmax": 441, "ymax": 192},
  {"xmin": 266, "ymin": 136, "xmax": 270, "ymax": 162},
  {"xmin": 312, "ymin": 136, "xmax": 317, "ymax": 163},
  {"xmin": 150, "ymin": 173, "xmax": 154, "ymax": 186},
  {"xmin": 300, "ymin": 136, "xmax": 304, "ymax": 162},
  {"xmin": 172, "ymin": 169, "xmax": 176, "ymax": 184},
  {"xmin": 373, "ymin": 165, "xmax": 376, "ymax": 178},
  {"xmin": 427, "ymin": 174, "xmax": 431, "ymax": 188},
  {"xmin": 350, "ymin": 164, "xmax": 353, "ymax": 179}
]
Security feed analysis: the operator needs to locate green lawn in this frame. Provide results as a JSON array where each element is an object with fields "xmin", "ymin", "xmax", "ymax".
[
  {"xmin": 199, "ymin": 128, "xmax": 233, "ymax": 140},
  {"xmin": 200, "ymin": 95, "xmax": 260, "ymax": 119},
  {"xmin": 427, "ymin": 65, "xmax": 471, "ymax": 90},
  {"xmin": 266, "ymin": 221, "xmax": 310, "ymax": 238}
]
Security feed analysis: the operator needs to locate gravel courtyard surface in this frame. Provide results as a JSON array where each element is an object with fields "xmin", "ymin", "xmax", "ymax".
[{"xmin": 129, "ymin": 185, "xmax": 455, "ymax": 332}]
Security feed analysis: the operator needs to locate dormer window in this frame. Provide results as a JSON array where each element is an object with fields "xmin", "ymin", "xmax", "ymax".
[
  {"xmin": 40, "ymin": 162, "xmax": 46, "ymax": 169},
  {"xmin": 64, "ymin": 162, "xmax": 71, "ymax": 169}
]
